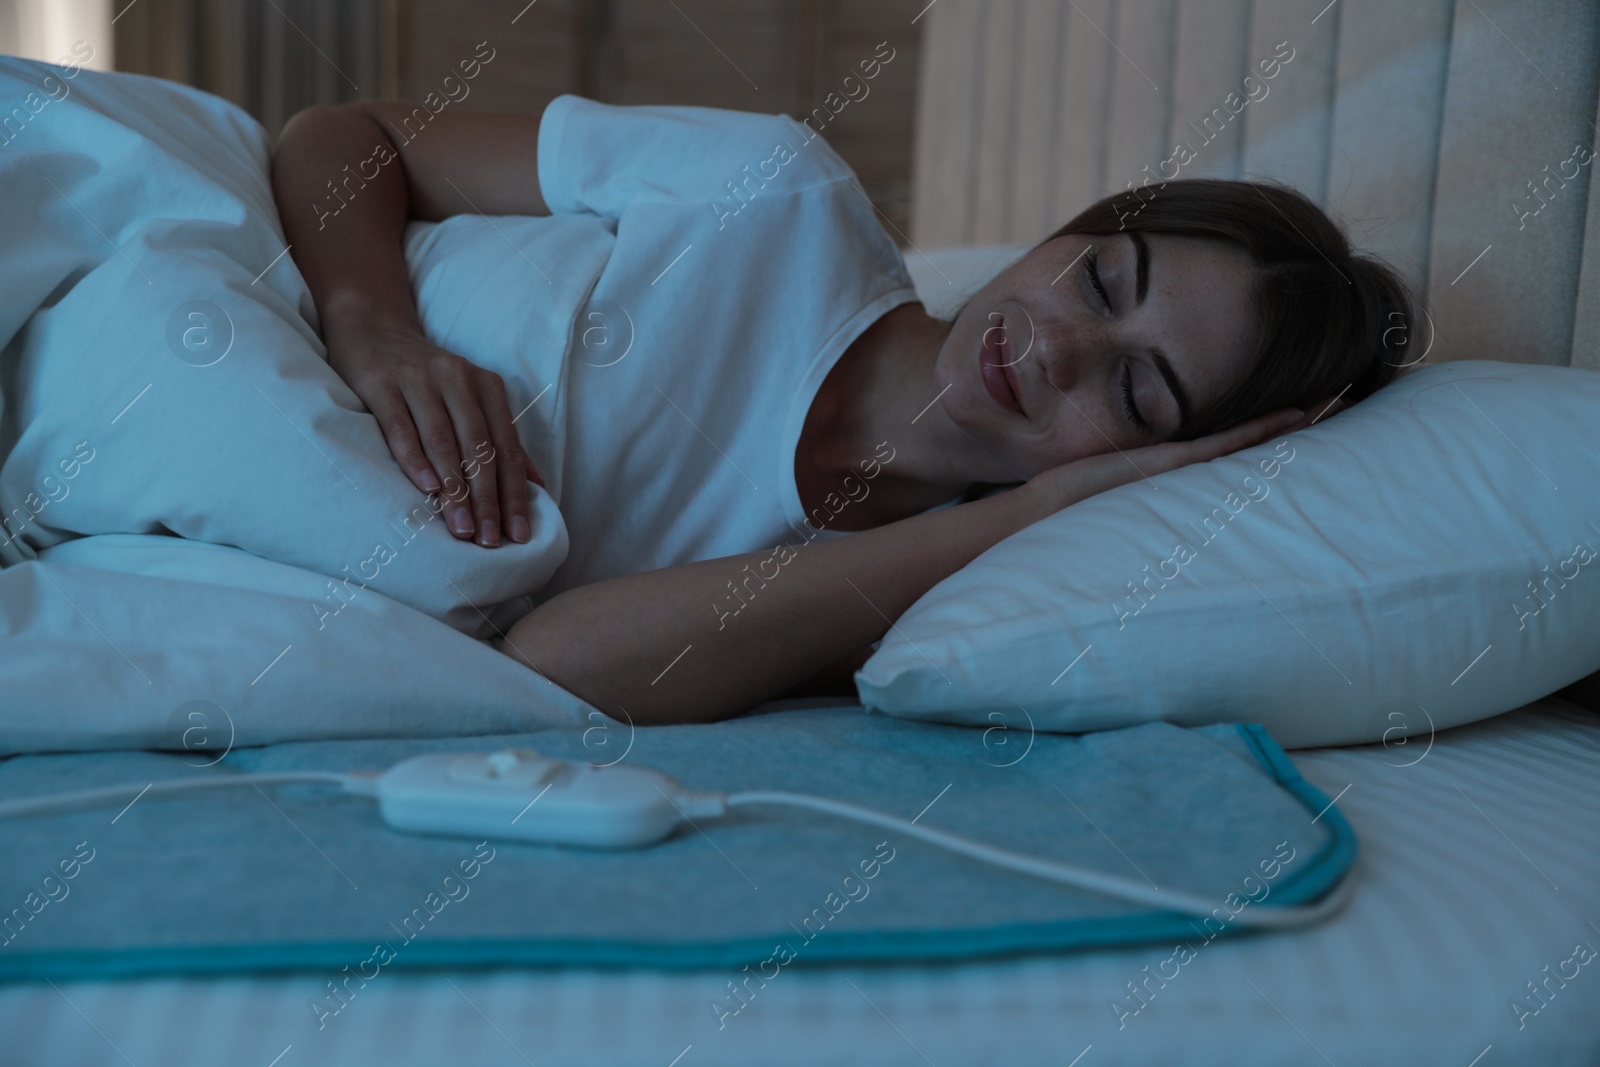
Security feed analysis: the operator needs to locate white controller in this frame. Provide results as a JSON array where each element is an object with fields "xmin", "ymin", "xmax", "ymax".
[{"xmin": 373, "ymin": 748, "xmax": 696, "ymax": 848}]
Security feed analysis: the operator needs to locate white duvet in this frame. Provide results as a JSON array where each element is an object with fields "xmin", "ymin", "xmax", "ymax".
[{"xmin": 0, "ymin": 58, "xmax": 598, "ymax": 753}]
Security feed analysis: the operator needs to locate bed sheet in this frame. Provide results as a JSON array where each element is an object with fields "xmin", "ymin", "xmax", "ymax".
[{"xmin": 2, "ymin": 697, "xmax": 1594, "ymax": 1067}]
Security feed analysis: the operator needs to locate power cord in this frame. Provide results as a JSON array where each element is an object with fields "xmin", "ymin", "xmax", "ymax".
[{"xmin": 0, "ymin": 750, "xmax": 1352, "ymax": 929}]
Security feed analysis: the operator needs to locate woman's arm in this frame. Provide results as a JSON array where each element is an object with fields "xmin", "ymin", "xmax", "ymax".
[
  {"xmin": 500, "ymin": 474, "xmax": 1055, "ymax": 724},
  {"xmin": 271, "ymin": 103, "xmax": 549, "ymax": 548},
  {"xmin": 500, "ymin": 407, "xmax": 1307, "ymax": 724}
]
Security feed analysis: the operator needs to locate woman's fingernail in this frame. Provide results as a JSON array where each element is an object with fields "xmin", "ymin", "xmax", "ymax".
[
  {"xmin": 479, "ymin": 519, "xmax": 500, "ymax": 547},
  {"xmin": 451, "ymin": 507, "xmax": 474, "ymax": 536},
  {"xmin": 511, "ymin": 516, "xmax": 530, "ymax": 543},
  {"xmin": 419, "ymin": 470, "xmax": 442, "ymax": 492}
]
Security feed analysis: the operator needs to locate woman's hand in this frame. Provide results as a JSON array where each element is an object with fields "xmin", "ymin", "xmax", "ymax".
[
  {"xmin": 271, "ymin": 101, "xmax": 551, "ymax": 549},
  {"xmin": 1021, "ymin": 404, "xmax": 1310, "ymax": 518},
  {"xmin": 327, "ymin": 319, "xmax": 544, "ymax": 548}
]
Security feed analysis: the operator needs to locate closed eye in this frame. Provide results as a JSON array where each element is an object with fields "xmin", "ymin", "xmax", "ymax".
[
  {"xmin": 1086, "ymin": 247, "xmax": 1113, "ymax": 313},
  {"xmin": 1121, "ymin": 364, "xmax": 1149, "ymax": 433}
]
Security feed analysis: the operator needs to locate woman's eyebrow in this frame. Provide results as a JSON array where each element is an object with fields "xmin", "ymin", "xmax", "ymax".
[
  {"xmin": 1151, "ymin": 347, "xmax": 1191, "ymax": 425},
  {"xmin": 1130, "ymin": 231, "xmax": 1150, "ymax": 306}
]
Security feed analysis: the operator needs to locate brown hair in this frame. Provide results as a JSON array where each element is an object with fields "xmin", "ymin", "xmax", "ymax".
[{"xmin": 1041, "ymin": 178, "xmax": 1419, "ymax": 439}]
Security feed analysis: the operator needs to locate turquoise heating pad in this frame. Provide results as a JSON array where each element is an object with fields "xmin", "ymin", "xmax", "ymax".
[{"xmin": 0, "ymin": 710, "xmax": 1354, "ymax": 981}]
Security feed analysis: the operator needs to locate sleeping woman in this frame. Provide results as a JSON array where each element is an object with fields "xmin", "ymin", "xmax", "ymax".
[{"xmin": 270, "ymin": 95, "xmax": 1415, "ymax": 726}]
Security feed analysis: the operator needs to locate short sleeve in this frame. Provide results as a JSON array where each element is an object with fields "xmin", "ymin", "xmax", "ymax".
[{"xmin": 536, "ymin": 94, "xmax": 853, "ymax": 218}]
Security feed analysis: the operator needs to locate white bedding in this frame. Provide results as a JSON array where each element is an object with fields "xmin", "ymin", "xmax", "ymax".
[
  {"xmin": 0, "ymin": 535, "xmax": 591, "ymax": 754},
  {"xmin": 0, "ymin": 58, "xmax": 575, "ymax": 622},
  {"xmin": 0, "ymin": 58, "xmax": 596, "ymax": 752},
  {"xmin": 3, "ymin": 697, "xmax": 1595, "ymax": 1066}
]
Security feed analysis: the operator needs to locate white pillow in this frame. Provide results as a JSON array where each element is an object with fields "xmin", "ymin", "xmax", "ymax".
[
  {"xmin": 902, "ymin": 244, "xmax": 1028, "ymax": 319},
  {"xmin": 855, "ymin": 357, "xmax": 1600, "ymax": 749}
]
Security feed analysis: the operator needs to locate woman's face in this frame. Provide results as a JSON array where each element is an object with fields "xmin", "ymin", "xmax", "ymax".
[{"xmin": 933, "ymin": 231, "xmax": 1260, "ymax": 481}]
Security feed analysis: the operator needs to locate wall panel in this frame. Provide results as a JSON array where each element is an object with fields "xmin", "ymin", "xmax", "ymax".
[
  {"xmin": 1237, "ymin": 0, "xmax": 1340, "ymax": 205},
  {"xmin": 910, "ymin": 0, "xmax": 1600, "ymax": 367},
  {"xmin": 1166, "ymin": 0, "xmax": 1251, "ymax": 182},
  {"xmin": 910, "ymin": 0, "xmax": 986, "ymax": 244},
  {"xmin": 1007, "ymin": 0, "xmax": 1068, "ymax": 241},
  {"xmin": 1323, "ymin": 0, "xmax": 1454, "ymax": 296},
  {"xmin": 1102, "ymin": 0, "xmax": 1176, "ymax": 206},
  {"xmin": 1051, "ymin": 0, "xmax": 1115, "ymax": 226},
  {"xmin": 1427, "ymin": 0, "xmax": 1600, "ymax": 363},
  {"xmin": 970, "ymin": 0, "xmax": 1023, "ymax": 241}
]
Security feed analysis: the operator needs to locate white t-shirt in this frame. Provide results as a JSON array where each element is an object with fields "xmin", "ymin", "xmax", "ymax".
[{"xmin": 528, "ymin": 95, "xmax": 922, "ymax": 602}]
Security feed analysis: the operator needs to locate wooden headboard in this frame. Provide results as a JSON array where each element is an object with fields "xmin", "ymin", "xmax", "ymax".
[{"xmin": 910, "ymin": 0, "xmax": 1600, "ymax": 367}]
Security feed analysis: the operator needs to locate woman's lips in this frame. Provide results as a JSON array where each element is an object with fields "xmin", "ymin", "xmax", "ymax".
[{"xmin": 979, "ymin": 318, "xmax": 1024, "ymax": 415}]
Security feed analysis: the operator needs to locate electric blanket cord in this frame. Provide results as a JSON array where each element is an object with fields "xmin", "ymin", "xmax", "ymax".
[
  {"xmin": 0, "ymin": 772, "xmax": 372, "ymax": 819},
  {"xmin": 690, "ymin": 790, "xmax": 1355, "ymax": 930},
  {"xmin": 0, "ymin": 751, "xmax": 1353, "ymax": 930}
]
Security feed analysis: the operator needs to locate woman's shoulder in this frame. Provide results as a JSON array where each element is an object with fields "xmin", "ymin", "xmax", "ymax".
[{"xmin": 548, "ymin": 95, "xmax": 854, "ymax": 192}]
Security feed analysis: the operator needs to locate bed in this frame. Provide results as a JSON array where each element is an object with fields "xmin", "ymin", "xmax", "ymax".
[
  {"xmin": 4, "ymin": 2, "xmax": 1600, "ymax": 1061},
  {"xmin": 1, "ymin": 695, "xmax": 1596, "ymax": 1066},
  {"xmin": 4, "ymin": 212, "xmax": 1593, "ymax": 1058}
]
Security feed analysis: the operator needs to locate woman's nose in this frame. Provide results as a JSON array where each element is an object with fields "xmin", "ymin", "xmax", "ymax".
[{"xmin": 1028, "ymin": 327, "xmax": 1078, "ymax": 396}]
